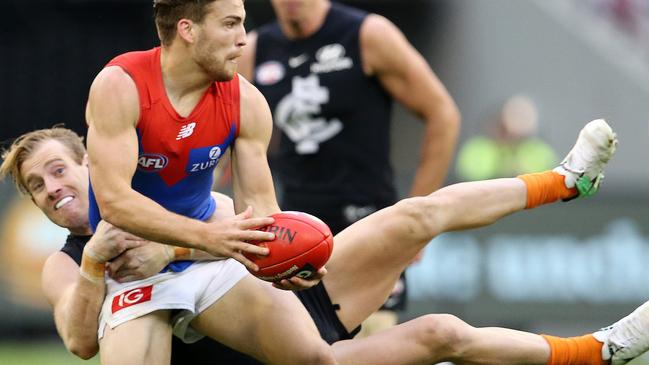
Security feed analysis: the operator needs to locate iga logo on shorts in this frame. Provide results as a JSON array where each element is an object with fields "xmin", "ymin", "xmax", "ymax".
[
  {"xmin": 137, "ymin": 153, "xmax": 168, "ymax": 172},
  {"xmin": 112, "ymin": 285, "xmax": 153, "ymax": 313}
]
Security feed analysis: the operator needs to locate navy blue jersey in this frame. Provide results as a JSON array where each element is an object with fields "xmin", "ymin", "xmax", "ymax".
[{"xmin": 254, "ymin": 3, "xmax": 397, "ymax": 215}]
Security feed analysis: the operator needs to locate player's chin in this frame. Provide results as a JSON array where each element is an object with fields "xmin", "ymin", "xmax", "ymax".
[
  {"xmin": 54, "ymin": 210, "xmax": 85, "ymax": 230},
  {"xmin": 212, "ymin": 68, "xmax": 236, "ymax": 82}
]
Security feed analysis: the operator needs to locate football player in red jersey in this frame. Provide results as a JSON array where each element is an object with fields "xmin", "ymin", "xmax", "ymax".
[{"xmin": 84, "ymin": 0, "xmax": 336, "ymax": 364}]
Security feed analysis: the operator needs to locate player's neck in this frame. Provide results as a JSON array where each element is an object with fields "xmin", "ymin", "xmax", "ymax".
[
  {"xmin": 280, "ymin": 1, "xmax": 330, "ymax": 40},
  {"xmin": 159, "ymin": 46, "xmax": 212, "ymax": 107},
  {"xmin": 69, "ymin": 224, "xmax": 93, "ymax": 236}
]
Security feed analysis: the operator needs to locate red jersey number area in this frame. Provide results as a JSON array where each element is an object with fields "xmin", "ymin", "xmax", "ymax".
[{"xmin": 245, "ymin": 212, "xmax": 333, "ymax": 282}]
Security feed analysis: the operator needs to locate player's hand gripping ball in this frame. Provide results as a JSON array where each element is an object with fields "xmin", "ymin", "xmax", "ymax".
[{"xmin": 245, "ymin": 211, "xmax": 333, "ymax": 282}]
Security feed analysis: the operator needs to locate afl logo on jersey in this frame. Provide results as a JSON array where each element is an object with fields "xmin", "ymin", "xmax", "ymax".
[
  {"xmin": 137, "ymin": 153, "xmax": 168, "ymax": 172},
  {"xmin": 256, "ymin": 61, "xmax": 285, "ymax": 86}
]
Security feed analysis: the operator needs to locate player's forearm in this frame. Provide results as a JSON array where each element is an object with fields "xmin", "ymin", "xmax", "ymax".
[
  {"xmin": 58, "ymin": 278, "xmax": 104, "ymax": 359},
  {"xmin": 234, "ymin": 195, "xmax": 281, "ymax": 217},
  {"xmin": 97, "ymin": 188, "xmax": 208, "ymax": 249},
  {"xmin": 232, "ymin": 170, "xmax": 281, "ymax": 216},
  {"xmin": 409, "ymin": 108, "xmax": 460, "ymax": 197}
]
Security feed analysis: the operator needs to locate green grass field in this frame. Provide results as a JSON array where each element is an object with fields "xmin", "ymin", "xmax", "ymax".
[
  {"xmin": 0, "ymin": 341, "xmax": 647, "ymax": 364},
  {"xmin": 0, "ymin": 342, "xmax": 99, "ymax": 365}
]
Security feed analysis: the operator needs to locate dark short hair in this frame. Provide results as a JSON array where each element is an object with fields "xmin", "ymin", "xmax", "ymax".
[{"xmin": 153, "ymin": 0, "xmax": 218, "ymax": 46}]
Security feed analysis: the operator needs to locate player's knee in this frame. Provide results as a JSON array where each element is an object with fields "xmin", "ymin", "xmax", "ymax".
[
  {"xmin": 414, "ymin": 314, "xmax": 473, "ymax": 359},
  {"xmin": 392, "ymin": 197, "xmax": 442, "ymax": 241},
  {"xmin": 68, "ymin": 342, "xmax": 98, "ymax": 360}
]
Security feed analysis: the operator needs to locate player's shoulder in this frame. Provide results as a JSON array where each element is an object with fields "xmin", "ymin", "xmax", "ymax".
[
  {"xmin": 43, "ymin": 250, "xmax": 79, "ymax": 276},
  {"xmin": 361, "ymin": 13, "xmax": 398, "ymax": 36},
  {"xmin": 359, "ymin": 13, "xmax": 404, "ymax": 54},
  {"xmin": 91, "ymin": 65, "xmax": 137, "ymax": 94},
  {"xmin": 87, "ymin": 65, "xmax": 140, "ymax": 126},
  {"xmin": 237, "ymin": 74, "xmax": 273, "ymax": 133},
  {"xmin": 238, "ymin": 74, "xmax": 265, "ymax": 104}
]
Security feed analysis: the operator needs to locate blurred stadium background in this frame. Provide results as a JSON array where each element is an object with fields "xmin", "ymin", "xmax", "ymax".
[{"xmin": 1, "ymin": 0, "xmax": 648, "ymax": 363}]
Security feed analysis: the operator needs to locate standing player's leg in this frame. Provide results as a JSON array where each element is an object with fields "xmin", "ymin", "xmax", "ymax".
[
  {"xmin": 324, "ymin": 119, "xmax": 618, "ymax": 332},
  {"xmin": 190, "ymin": 275, "xmax": 337, "ymax": 365},
  {"xmin": 100, "ymin": 310, "xmax": 172, "ymax": 365}
]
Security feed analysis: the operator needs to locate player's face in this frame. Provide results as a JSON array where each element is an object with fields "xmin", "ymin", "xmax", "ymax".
[
  {"xmin": 193, "ymin": 0, "xmax": 247, "ymax": 81},
  {"xmin": 20, "ymin": 140, "xmax": 90, "ymax": 235},
  {"xmin": 271, "ymin": 0, "xmax": 320, "ymax": 24}
]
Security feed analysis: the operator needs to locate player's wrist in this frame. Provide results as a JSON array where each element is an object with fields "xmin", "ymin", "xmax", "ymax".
[
  {"xmin": 80, "ymin": 250, "xmax": 106, "ymax": 284},
  {"xmin": 173, "ymin": 247, "xmax": 194, "ymax": 260},
  {"xmin": 163, "ymin": 245, "xmax": 174, "ymax": 263},
  {"xmin": 164, "ymin": 245, "xmax": 194, "ymax": 262}
]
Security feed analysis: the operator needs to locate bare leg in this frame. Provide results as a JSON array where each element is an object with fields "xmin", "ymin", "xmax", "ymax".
[
  {"xmin": 100, "ymin": 310, "xmax": 172, "ymax": 365},
  {"xmin": 191, "ymin": 275, "xmax": 337, "ymax": 365},
  {"xmin": 325, "ymin": 178, "xmax": 526, "ymax": 330},
  {"xmin": 332, "ymin": 314, "xmax": 550, "ymax": 365},
  {"xmin": 356, "ymin": 310, "xmax": 399, "ymax": 338}
]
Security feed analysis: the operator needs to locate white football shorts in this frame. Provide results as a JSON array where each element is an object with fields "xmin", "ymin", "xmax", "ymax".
[{"xmin": 98, "ymin": 259, "xmax": 248, "ymax": 343}]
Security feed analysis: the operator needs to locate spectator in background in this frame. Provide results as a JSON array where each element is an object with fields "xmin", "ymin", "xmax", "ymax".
[
  {"xmin": 456, "ymin": 94, "xmax": 557, "ymax": 181},
  {"xmin": 238, "ymin": 0, "xmax": 460, "ymax": 336}
]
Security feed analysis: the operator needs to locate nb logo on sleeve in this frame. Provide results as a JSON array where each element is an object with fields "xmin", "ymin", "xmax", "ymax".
[
  {"xmin": 111, "ymin": 285, "xmax": 153, "ymax": 313},
  {"xmin": 176, "ymin": 122, "xmax": 196, "ymax": 140}
]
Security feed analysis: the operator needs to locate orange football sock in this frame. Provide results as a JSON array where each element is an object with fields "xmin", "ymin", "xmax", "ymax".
[
  {"xmin": 542, "ymin": 334, "xmax": 608, "ymax": 365},
  {"xmin": 517, "ymin": 171, "xmax": 578, "ymax": 209}
]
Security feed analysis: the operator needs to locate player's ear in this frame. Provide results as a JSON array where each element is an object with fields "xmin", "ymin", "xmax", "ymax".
[
  {"xmin": 82, "ymin": 153, "xmax": 89, "ymax": 167},
  {"xmin": 177, "ymin": 19, "xmax": 196, "ymax": 44}
]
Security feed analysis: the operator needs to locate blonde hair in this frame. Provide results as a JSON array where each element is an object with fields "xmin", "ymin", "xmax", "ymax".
[{"xmin": 0, "ymin": 126, "xmax": 86, "ymax": 194}]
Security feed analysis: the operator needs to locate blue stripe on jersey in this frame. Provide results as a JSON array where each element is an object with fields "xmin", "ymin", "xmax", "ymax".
[{"xmin": 87, "ymin": 125, "xmax": 236, "ymax": 273}]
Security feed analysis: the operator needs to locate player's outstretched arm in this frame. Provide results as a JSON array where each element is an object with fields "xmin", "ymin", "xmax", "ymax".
[
  {"xmin": 85, "ymin": 67, "xmax": 274, "ymax": 268},
  {"xmin": 360, "ymin": 14, "xmax": 460, "ymax": 196}
]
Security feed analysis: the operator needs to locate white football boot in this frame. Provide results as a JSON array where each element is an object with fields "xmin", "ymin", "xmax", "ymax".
[
  {"xmin": 594, "ymin": 300, "xmax": 649, "ymax": 364},
  {"xmin": 553, "ymin": 119, "xmax": 618, "ymax": 197}
]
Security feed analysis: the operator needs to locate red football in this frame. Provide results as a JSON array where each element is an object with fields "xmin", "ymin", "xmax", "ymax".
[{"xmin": 245, "ymin": 211, "xmax": 333, "ymax": 282}]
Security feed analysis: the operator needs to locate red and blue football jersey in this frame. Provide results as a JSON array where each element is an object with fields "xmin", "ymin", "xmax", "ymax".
[{"xmin": 89, "ymin": 48, "xmax": 240, "ymax": 266}]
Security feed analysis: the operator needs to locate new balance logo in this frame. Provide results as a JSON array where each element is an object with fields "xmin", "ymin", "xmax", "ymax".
[{"xmin": 176, "ymin": 122, "xmax": 196, "ymax": 140}]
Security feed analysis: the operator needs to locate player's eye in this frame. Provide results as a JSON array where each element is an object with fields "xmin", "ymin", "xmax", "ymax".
[
  {"xmin": 30, "ymin": 181, "xmax": 44, "ymax": 193},
  {"xmin": 54, "ymin": 167, "xmax": 65, "ymax": 176}
]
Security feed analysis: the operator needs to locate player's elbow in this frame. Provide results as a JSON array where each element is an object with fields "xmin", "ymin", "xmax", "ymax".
[
  {"xmin": 94, "ymin": 190, "xmax": 128, "ymax": 226},
  {"xmin": 437, "ymin": 97, "xmax": 461, "ymax": 133},
  {"xmin": 68, "ymin": 339, "xmax": 99, "ymax": 360}
]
